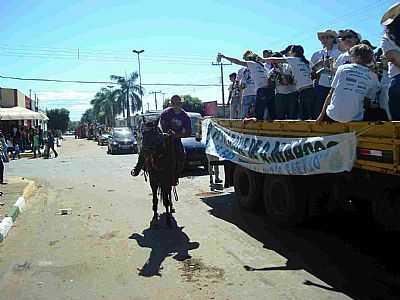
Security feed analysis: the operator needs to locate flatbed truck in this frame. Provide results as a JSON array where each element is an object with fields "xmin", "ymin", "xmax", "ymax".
[{"xmin": 205, "ymin": 119, "xmax": 400, "ymax": 230}]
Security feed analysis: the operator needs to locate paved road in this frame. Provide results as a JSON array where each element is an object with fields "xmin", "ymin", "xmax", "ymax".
[{"xmin": 0, "ymin": 137, "xmax": 398, "ymax": 300}]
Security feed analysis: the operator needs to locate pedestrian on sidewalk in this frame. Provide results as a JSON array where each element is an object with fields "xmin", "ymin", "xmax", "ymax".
[
  {"xmin": 0, "ymin": 131, "xmax": 9, "ymax": 163},
  {"xmin": 207, "ymin": 154, "xmax": 222, "ymax": 187},
  {"xmin": 45, "ymin": 130, "xmax": 58, "ymax": 158},
  {"xmin": 0, "ymin": 135, "xmax": 5, "ymax": 184},
  {"xmin": 33, "ymin": 129, "xmax": 41, "ymax": 158},
  {"xmin": 13, "ymin": 143, "xmax": 21, "ymax": 160}
]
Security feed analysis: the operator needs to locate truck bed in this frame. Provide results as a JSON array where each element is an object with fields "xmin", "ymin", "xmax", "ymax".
[{"xmin": 214, "ymin": 119, "xmax": 400, "ymax": 176}]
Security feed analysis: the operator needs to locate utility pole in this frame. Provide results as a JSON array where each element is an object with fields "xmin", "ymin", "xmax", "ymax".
[
  {"xmin": 34, "ymin": 93, "xmax": 38, "ymax": 127},
  {"xmin": 149, "ymin": 91, "xmax": 162, "ymax": 111},
  {"xmin": 126, "ymin": 80, "xmax": 131, "ymax": 128},
  {"xmin": 212, "ymin": 62, "xmax": 231, "ymax": 118},
  {"xmin": 147, "ymin": 102, "xmax": 150, "ymax": 111},
  {"xmin": 132, "ymin": 49, "xmax": 144, "ymax": 114},
  {"xmin": 161, "ymin": 92, "xmax": 166, "ymax": 105}
]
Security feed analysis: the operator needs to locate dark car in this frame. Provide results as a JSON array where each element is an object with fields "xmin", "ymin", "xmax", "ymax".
[
  {"xmin": 107, "ymin": 129, "xmax": 138, "ymax": 154},
  {"xmin": 97, "ymin": 133, "xmax": 111, "ymax": 146},
  {"xmin": 182, "ymin": 113, "xmax": 208, "ymax": 169}
]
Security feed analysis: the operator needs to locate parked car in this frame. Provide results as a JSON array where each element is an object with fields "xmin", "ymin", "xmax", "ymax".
[
  {"xmin": 107, "ymin": 129, "xmax": 137, "ymax": 154},
  {"xmin": 64, "ymin": 130, "xmax": 75, "ymax": 136},
  {"xmin": 98, "ymin": 133, "xmax": 111, "ymax": 146},
  {"xmin": 183, "ymin": 112, "xmax": 208, "ymax": 168}
]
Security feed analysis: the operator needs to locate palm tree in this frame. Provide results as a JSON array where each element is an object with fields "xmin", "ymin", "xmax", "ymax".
[
  {"xmin": 90, "ymin": 87, "xmax": 122, "ymax": 127},
  {"xmin": 110, "ymin": 72, "xmax": 143, "ymax": 116}
]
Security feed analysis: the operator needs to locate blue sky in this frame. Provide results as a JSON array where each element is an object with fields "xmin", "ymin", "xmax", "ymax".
[{"xmin": 0, "ymin": 0, "xmax": 396, "ymax": 120}]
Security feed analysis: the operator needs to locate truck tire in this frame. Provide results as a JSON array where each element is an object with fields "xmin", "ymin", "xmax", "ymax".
[
  {"xmin": 372, "ymin": 187, "xmax": 400, "ymax": 230},
  {"xmin": 263, "ymin": 175, "xmax": 307, "ymax": 225},
  {"xmin": 233, "ymin": 166, "xmax": 262, "ymax": 210}
]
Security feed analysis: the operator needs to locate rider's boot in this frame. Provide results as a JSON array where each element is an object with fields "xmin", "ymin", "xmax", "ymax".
[{"xmin": 131, "ymin": 151, "xmax": 145, "ymax": 176}]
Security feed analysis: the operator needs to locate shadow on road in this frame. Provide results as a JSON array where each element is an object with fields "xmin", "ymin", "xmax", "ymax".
[
  {"xmin": 181, "ymin": 167, "xmax": 208, "ymax": 178},
  {"xmin": 201, "ymin": 192, "xmax": 400, "ymax": 300},
  {"xmin": 129, "ymin": 214, "xmax": 200, "ymax": 277}
]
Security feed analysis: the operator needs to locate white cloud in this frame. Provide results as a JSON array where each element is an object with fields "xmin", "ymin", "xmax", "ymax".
[{"xmin": 67, "ymin": 103, "xmax": 92, "ymax": 112}]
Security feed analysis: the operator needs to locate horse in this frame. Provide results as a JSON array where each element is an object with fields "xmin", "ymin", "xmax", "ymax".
[{"xmin": 136, "ymin": 120, "xmax": 179, "ymax": 228}]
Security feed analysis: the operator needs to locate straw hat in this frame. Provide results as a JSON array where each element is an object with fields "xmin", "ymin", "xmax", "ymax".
[
  {"xmin": 381, "ymin": 3, "xmax": 400, "ymax": 26},
  {"xmin": 317, "ymin": 29, "xmax": 337, "ymax": 39}
]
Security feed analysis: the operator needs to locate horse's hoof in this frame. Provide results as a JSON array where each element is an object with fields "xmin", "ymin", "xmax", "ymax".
[
  {"xmin": 150, "ymin": 218, "xmax": 159, "ymax": 229},
  {"xmin": 171, "ymin": 207, "xmax": 176, "ymax": 214}
]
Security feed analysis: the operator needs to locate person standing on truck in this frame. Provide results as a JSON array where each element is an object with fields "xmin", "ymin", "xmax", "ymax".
[
  {"xmin": 316, "ymin": 44, "xmax": 379, "ymax": 123},
  {"xmin": 381, "ymin": 2, "xmax": 400, "ymax": 120},
  {"xmin": 227, "ymin": 72, "xmax": 241, "ymax": 119},
  {"xmin": 263, "ymin": 45, "xmax": 316, "ymax": 120},
  {"xmin": 218, "ymin": 51, "xmax": 275, "ymax": 120},
  {"xmin": 310, "ymin": 29, "xmax": 342, "ymax": 118},
  {"xmin": 334, "ymin": 29, "xmax": 361, "ymax": 69},
  {"xmin": 269, "ymin": 52, "xmax": 298, "ymax": 119}
]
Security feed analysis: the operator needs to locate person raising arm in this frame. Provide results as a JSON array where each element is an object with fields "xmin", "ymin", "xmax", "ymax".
[
  {"xmin": 263, "ymin": 45, "xmax": 317, "ymax": 120},
  {"xmin": 219, "ymin": 51, "xmax": 275, "ymax": 120}
]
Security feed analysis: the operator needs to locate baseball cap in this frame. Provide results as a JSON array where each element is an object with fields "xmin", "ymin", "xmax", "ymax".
[
  {"xmin": 338, "ymin": 29, "xmax": 362, "ymax": 41},
  {"xmin": 360, "ymin": 40, "xmax": 377, "ymax": 50}
]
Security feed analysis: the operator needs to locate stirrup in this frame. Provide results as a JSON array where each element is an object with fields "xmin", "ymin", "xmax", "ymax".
[{"xmin": 130, "ymin": 168, "xmax": 141, "ymax": 177}]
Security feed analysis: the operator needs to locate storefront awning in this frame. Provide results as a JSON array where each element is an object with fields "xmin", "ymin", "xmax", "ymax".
[{"xmin": 0, "ymin": 107, "xmax": 48, "ymax": 121}]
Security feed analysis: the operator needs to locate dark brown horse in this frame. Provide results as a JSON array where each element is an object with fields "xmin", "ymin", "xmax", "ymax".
[{"xmin": 139, "ymin": 123, "xmax": 179, "ymax": 228}]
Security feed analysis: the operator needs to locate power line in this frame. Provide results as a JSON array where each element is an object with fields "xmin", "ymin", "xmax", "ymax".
[{"xmin": 0, "ymin": 74, "xmax": 220, "ymax": 87}]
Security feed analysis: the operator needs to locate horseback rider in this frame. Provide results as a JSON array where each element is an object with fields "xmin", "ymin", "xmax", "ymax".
[{"xmin": 132, "ymin": 95, "xmax": 192, "ymax": 179}]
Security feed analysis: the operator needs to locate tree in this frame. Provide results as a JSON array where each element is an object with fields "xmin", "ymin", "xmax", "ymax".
[
  {"xmin": 46, "ymin": 108, "xmax": 70, "ymax": 132},
  {"xmin": 163, "ymin": 95, "xmax": 203, "ymax": 114},
  {"xmin": 68, "ymin": 121, "xmax": 79, "ymax": 131},
  {"xmin": 80, "ymin": 108, "xmax": 95, "ymax": 124},
  {"xmin": 90, "ymin": 87, "xmax": 121, "ymax": 126},
  {"xmin": 110, "ymin": 72, "xmax": 143, "ymax": 114}
]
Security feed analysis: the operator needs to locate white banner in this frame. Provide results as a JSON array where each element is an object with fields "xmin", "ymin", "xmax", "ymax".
[{"xmin": 202, "ymin": 119, "xmax": 357, "ymax": 175}]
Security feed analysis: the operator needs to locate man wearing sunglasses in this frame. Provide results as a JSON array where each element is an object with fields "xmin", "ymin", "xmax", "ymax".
[{"xmin": 335, "ymin": 29, "xmax": 362, "ymax": 69}]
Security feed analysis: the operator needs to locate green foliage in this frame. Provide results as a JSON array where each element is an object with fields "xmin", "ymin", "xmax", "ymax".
[
  {"xmin": 46, "ymin": 108, "xmax": 70, "ymax": 132},
  {"xmin": 80, "ymin": 72, "xmax": 143, "ymax": 126},
  {"xmin": 163, "ymin": 95, "xmax": 203, "ymax": 114},
  {"xmin": 110, "ymin": 72, "xmax": 143, "ymax": 114},
  {"xmin": 68, "ymin": 121, "xmax": 79, "ymax": 131},
  {"xmin": 80, "ymin": 108, "xmax": 95, "ymax": 124}
]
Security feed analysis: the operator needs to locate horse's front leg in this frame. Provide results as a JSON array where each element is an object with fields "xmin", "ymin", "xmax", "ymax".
[{"xmin": 150, "ymin": 177, "xmax": 159, "ymax": 228}]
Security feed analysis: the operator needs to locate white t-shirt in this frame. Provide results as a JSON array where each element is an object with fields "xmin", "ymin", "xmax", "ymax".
[
  {"xmin": 286, "ymin": 56, "xmax": 313, "ymax": 90},
  {"xmin": 310, "ymin": 45, "xmax": 342, "ymax": 87},
  {"xmin": 246, "ymin": 61, "xmax": 269, "ymax": 90},
  {"xmin": 379, "ymin": 70, "xmax": 391, "ymax": 119},
  {"xmin": 326, "ymin": 64, "xmax": 379, "ymax": 122},
  {"xmin": 274, "ymin": 64, "xmax": 297, "ymax": 95},
  {"xmin": 334, "ymin": 51, "xmax": 351, "ymax": 69},
  {"xmin": 237, "ymin": 67, "xmax": 256, "ymax": 97},
  {"xmin": 381, "ymin": 33, "xmax": 400, "ymax": 78}
]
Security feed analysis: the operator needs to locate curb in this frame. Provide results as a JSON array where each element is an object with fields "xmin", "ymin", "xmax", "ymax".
[{"xmin": 0, "ymin": 179, "xmax": 36, "ymax": 242}]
